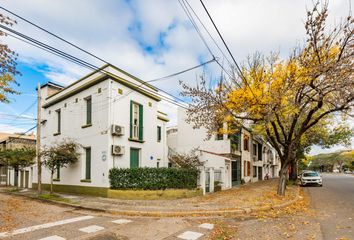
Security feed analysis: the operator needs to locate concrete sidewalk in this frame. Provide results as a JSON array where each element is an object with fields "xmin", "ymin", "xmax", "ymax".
[{"xmin": 0, "ymin": 179, "xmax": 299, "ymax": 217}]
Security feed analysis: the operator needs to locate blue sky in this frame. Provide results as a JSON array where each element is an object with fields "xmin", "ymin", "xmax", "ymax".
[{"xmin": 0, "ymin": 0, "xmax": 352, "ymax": 154}]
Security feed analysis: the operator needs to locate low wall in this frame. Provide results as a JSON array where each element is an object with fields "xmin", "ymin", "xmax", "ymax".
[
  {"xmin": 32, "ymin": 183, "xmax": 108, "ymax": 197},
  {"xmin": 107, "ymin": 188, "xmax": 203, "ymax": 200}
]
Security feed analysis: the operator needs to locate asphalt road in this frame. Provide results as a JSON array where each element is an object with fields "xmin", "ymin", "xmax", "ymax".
[{"xmin": 306, "ymin": 174, "xmax": 354, "ymax": 240}]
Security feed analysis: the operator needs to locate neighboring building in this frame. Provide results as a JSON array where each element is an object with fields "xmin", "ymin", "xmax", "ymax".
[
  {"xmin": 32, "ymin": 64, "xmax": 169, "ymax": 196},
  {"xmin": 0, "ymin": 132, "xmax": 36, "ymax": 187},
  {"xmin": 167, "ymin": 108, "xmax": 280, "ymax": 193}
]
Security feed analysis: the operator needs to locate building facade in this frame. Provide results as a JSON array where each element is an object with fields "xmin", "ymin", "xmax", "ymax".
[
  {"xmin": 32, "ymin": 64, "xmax": 169, "ymax": 196},
  {"xmin": 0, "ymin": 133, "xmax": 36, "ymax": 188},
  {"xmin": 167, "ymin": 108, "xmax": 280, "ymax": 193}
]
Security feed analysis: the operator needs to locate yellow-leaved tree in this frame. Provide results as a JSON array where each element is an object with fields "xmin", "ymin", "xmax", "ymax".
[{"xmin": 181, "ymin": 2, "xmax": 353, "ymax": 195}]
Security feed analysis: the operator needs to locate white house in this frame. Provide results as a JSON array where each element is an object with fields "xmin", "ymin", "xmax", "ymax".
[
  {"xmin": 167, "ymin": 108, "xmax": 280, "ymax": 193},
  {"xmin": 32, "ymin": 64, "xmax": 169, "ymax": 196}
]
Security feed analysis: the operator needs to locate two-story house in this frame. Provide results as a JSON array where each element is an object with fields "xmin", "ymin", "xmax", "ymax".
[
  {"xmin": 0, "ymin": 132, "xmax": 36, "ymax": 188},
  {"xmin": 32, "ymin": 64, "xmax": 169, "ymax": 196},
  {"xmin": 167, "ymin": 108, "xmax": 280, "ymax": 193}
]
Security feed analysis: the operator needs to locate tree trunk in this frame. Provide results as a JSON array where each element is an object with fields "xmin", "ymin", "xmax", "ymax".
[
  {"xmin": 277, "ymin": 164, "xmax": 289, "ymax": 196},
  {"xmin": 289, "ymin": 160, "xmax": 298, "ymax": 180},
  {"xmin": 50, "ymin": 170, "xmax": 53, "ymax": 195}
]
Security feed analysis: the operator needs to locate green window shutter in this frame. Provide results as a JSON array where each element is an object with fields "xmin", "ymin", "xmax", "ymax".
[
  {"xmin": 157, "ymin": 126, "xmax": 161, "ymax": 142},
  {"xmin": 85, "ymin": 147, "xmax": 91, "ymax": 180},
  {"xmin": 86, "ymin": 97, "xmax": 92, "ymax": 124},
  {"xmin": 130, "ymin": 148, "xmax": 140, "ymax": 168},
  {"xmin": 139, "ymin": 104, "xmax": 143, "ymax": 140},
  {"xmin": 130, "ymin": 101, "xmax": 133, "ymax": 138}
]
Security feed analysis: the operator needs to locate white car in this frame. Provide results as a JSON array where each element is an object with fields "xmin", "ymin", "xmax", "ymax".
[{"xmin": 300, "ymin": 171, "xmax": 323, "ymax": 187}]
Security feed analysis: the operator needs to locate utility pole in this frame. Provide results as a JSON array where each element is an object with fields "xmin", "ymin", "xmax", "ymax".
[{"xmin": 36, "ymin": 82, "xmax": 42, "ymax": 195}]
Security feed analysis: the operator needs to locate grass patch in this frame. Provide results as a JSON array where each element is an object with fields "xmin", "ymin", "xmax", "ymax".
[
  {"xmin": 107, "ymin": 188, "xmax": 202, "ymax": 200},
  {"xmin": 5, "ymin": 187, "xmax": 20, "ymax": 192},
  {"xmin": 38, "ymin": 194, "xmax": 74, "ymax": 204}
]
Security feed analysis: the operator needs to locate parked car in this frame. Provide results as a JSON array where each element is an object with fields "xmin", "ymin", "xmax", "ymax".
[
  {"xmin": 333, "ymin": 169, "xmax": 339, "ymax": 173},
  {"xmin": 344, "ymin": 170, "xmax": 352, "ymax": 174},
  {"xmin": 300, "ymin": 171, "xmax": 323, "ymax": 187}
]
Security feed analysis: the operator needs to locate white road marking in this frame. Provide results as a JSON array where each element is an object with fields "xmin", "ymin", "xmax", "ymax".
[
  {"xmin": 198, "ymin": 223, "xmax": 214, "ymax": 230},
  {"xmin": 112, "ymin": 219, "xmax": 132, "ymax": 224},
  {"xmin": 79, "ymin": 225, "xmax": 104, "ymax": 233},
  {"xmin": 177, "ymin": 231, "xmax": 204, "ymax": 240},
  {"xmin": 0, "ymin": 215, "xmax": 94, "ymax": 238},
  {"xmin": 39, "ymin": 235, "xmax": 66, "ymax": 240}
]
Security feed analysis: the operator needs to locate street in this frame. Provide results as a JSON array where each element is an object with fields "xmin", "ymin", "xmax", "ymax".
[
  {"xmin": 0, "ymin": 194, "xmax": 212, "ymax": 240},
  {"xmin": 306, "ymin": 174, "xmax": 354, "ymax": 240}
]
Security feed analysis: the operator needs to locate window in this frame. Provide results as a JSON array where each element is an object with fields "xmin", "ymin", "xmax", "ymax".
[
  {"xmin": 85, "ymin": 96, "xmax": 92, "ymax": 125},
  {"xmin": 253, "ymin": 143, "xmax": 257, "ymax": 156},
  {"xmin": 253, "ymin": 166, "xmax": 257, "ymax": 177},
  {"xmin": 84, "ymin": 147, "xmax": 91, "ymax": 180},
  {"xmin": 243, "ymin": 136, "xmax": 249, "ymax": 151},
  {"xmin": 130, "ymin": 101, "xmax": 143, "ymax": 140},
  {"xmin": 247, "ymin": 162, "xmax": 251, "ymax": 176},
  {"xmin": 244, "ymin": 161, "xmax": 247, "ymax": 176},
  {"xmin": 157, "ymin": 126, "xmax": 161, "ymax": 142},
  {"xmin": 55, "ymin": 109, "xmax": 61, "ymax": 134},
  {"xmin": 258, "ymin": 143, "xmax": 263, "ymax": 161}
]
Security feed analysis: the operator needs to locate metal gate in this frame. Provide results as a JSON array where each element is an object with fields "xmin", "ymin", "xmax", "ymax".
[
  {"xmin": 0, "ymin": 166, "xmax": 7, "ymax": 186},
  {"xmin": 232, "ymin": 158, "xmax": 241, "ymax": 186}
]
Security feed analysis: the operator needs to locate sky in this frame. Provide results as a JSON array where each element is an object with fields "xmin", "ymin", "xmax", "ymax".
[{"xmin": 0, "ymin": 0, "xmax": 352, "ymax": 155}]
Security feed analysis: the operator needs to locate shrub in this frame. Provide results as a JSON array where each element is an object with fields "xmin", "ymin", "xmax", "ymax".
[{"xmin": 109, "ymin": 167, "xmax": 199, "ymax": 190}]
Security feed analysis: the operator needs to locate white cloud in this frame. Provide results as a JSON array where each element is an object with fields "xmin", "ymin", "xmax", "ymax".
[{"xmin": 1, "ymin": 0, "xmax": 352, "ymax": 148}]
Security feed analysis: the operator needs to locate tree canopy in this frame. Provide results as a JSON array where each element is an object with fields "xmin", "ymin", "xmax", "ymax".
[
  {"xmin": 181, "ymin": 2, "xmax": 354, "ymax": 195},
  {"xmin": 0, "ymin": 14, "xmax": 20, "ymax": 103}
]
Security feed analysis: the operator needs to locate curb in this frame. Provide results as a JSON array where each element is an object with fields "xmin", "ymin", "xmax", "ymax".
[{"xmin": 0, "ymin": 187, "xmax": 300, "ymax": 217}]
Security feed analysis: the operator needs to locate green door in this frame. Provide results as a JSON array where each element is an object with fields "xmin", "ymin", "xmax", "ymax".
[{"xmin": 130, "ymin": 148, "xmax": 140, "ymax": 168}]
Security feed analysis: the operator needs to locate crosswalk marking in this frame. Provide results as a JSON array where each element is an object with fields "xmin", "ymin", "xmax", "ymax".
[
  {"xmin": 39, "ymin": 235, "xmax": 66, "ymax": 240},
  {"xmin": 0, "ymin": 216, "xmax": 94, "ymax": 238},
  {"xmin": 112, "ymin": 219, "xmax": 132, "ymax": 224},
  {"xmin": 198, "ymin": 223, "xmax": 214, "ymax": 230},
  {"xmin": 79, "ymin": 225, "xmax": 104, "ymax": 233},
  {"xmin": 177, "ymin": 231, "xmax": 204, "ymax": 240}
]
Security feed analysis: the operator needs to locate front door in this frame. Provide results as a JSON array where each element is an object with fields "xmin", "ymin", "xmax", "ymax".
[
  {"xmin": 130, "ymin": 148, "xmax": 140, "ymax": 168},
  {"xmin": 14, "ymin": 169, "xmax": 19, "ymax": 187},
  {"xmin": 20, "ymin": 171, "xmax": 24, "ymax": 188},
  {"xmin": 0, "ymin": 166, "xmax": 7, "ymax": 186},
  {"xmin": 25, "ymin": 171, "xmax": 29, "ymax": 188},
  {"xmin": 258, "ymin": 167, "xmax": 263, "ymax": 180},
  {"xmin": 231, "ymin": 159, "xmax": 241, "ymax": 186}
]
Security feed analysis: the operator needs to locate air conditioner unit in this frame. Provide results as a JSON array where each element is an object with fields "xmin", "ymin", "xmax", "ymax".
[
  {"xmin": 111, "ymin": 125, "xmax": 124, "ymax": 136},
  {"xmin": 112, "ymin": 145, "xmax": 125, "ymax": 155}
]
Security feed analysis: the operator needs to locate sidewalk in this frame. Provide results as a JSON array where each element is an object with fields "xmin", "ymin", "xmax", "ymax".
[{"xmin": 0, "ymin": 179, "xmax": 299, "ymax": 217}]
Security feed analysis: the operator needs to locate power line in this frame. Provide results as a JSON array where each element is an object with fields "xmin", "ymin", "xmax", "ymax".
[
  {"xmin": 0, "ymin": 6, "xmax": 215, "ymax": 109},
  {"xmin": 199, "ymin": 0, "xmax": 259, "ymax": 99},
  {"xmin": 8, "ymin": 99, "xmax": 37, "ymax": 125},
  {"xmin": 0, "ymin": 24, "xmax": 189, "ymax": 109},
  {"xmin": 183, "ymin": 0, "xmax": 233, "ymax": 68}
]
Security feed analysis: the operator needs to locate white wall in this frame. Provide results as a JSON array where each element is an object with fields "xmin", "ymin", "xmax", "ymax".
[{"xmin": 33, "ymin": 67, "xmax": 168, "ymax": 189}]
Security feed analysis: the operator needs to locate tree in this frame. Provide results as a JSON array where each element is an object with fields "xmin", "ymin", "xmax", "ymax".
[
  {"xmin": 168, "ymin": 148, "xmax": 202, "ymax": 169},
  {"xmin": 0, "ymin": 14, "xmax": 20, "ymax": 103},
  {"xmin": 41, "ymin": 140, "xmax": 80, "ymax": 194},
  {"xmin": 0, "ymin": 147, "xmax": 35, "ymax": 186},
  {"xmin": 181, "ymin": 2, "xmax": 354, "ymax": 195}
]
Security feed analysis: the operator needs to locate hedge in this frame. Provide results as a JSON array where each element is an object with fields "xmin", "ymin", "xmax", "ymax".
[{"xmin": 109, "ymin": 167, "xmax": 199, "ymax": 190}]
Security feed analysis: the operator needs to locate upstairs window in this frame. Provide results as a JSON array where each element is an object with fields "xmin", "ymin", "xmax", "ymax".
[
  {"xmin": 55, "ymin": 109, "xmax": 61, "ymax": 134},
  {"xmin": 253, "ymin": 143, "xmax": 257, "ymax": 156},
  {"xmin": 130, "ymin": 101, "xmax": 143, "ymax": 140},
  {"xmin": 157, "ymin": 126, "xmax": 161, "ymax": 142},
  {"xmin": 243, "ymin": 136, "xmax": 249, "ymax": 151},
  {"xmin": 85, "ymin": 96, "xmax": 92, "ymax": 125}
]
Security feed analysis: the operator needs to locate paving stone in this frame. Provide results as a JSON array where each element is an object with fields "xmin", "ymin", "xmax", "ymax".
[
  {"xmin": 38, "ymin": 235, "xmax": 66, "ymax": 240},
  {"xmin": 112, "ymin": 219, "xmax": 132, "ymax": 224},
  {"xmin": 198, "ymin": 223, "xmax": 214, "ymax": 230},
  {"xmin": 79, "ymin": 225, "xmax": 105, "ymax": 233},
  {"xmin": 177, "ymin": 231, "xmax": 204, "ymax": 240}
]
